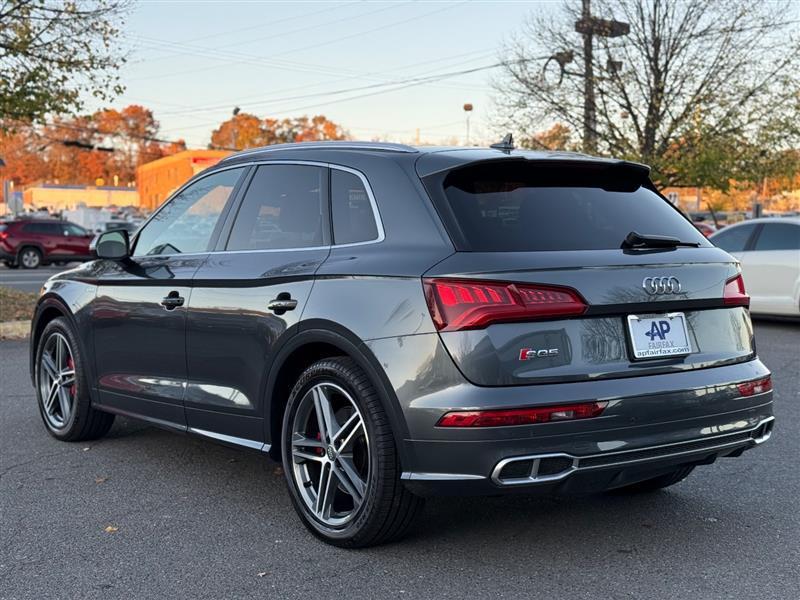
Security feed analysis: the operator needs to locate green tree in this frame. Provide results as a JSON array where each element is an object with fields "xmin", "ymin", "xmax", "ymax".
[
  {"xmin": 494, "ymin": 0, "xmax": 800, "ymax": 189},
  {"xmin": 0, "ymin": 0, "xmax": 129, "ymax": 125}
]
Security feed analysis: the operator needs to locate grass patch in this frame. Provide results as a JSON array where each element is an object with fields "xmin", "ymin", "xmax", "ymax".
[{"xmin": 0, "ymin": 286, "xmax": 38, "ymax": 322}]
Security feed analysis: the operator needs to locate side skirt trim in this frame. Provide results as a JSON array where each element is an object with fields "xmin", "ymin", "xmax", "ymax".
[{"xmin": 188, "ymin": 427, "xmax": 271, "ymax": 452}]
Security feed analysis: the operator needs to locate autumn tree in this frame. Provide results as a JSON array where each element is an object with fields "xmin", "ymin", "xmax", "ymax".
[
  {"xmin": 1, "ymin": 105, "xmax": 184, "ymax": 186},
  {"xmin": 494, "ymin": 0, "xmax": 800, "ymax": 189},
  {"xmin": 520, "ymin": 123, "xmax": 574, "ymax": 151},
  {"xmin": 210, "ymin": 113, "xmax": 348, "ymax": 150},
  {"xmin": 0, "ymin": 1, "xmax": 129, "ymax": 125}
]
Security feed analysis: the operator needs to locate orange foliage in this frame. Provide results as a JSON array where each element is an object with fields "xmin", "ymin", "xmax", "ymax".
[
  {"xmin": 210, "ymin": 113, "xmax": 348, "ymax": 150},
  {"xmin": 1, "ymin": 105, "xmax": 186, "ymax": 187}
]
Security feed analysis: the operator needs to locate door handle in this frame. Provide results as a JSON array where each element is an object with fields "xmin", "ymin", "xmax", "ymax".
[
  {"xmin": 267, "ymin": 293, "xmax": 298, "ymax": 314},
  {"xmin": 160, "ymin": 292, "xmax": 185, "ymax": 310}
]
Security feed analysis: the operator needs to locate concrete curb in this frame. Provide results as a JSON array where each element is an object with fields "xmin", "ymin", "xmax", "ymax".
[{"xmin": 0, "ymin": 321, "xmax": 30, "ymax": 340}]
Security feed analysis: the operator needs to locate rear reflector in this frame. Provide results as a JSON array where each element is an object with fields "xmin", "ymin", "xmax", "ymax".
[
  {"xmin": 737, "ymin": 376, "xmax": 772, "ymax": 397},
  {"xmin": 723, "ymin": 274, "xmax": 749, "ymax": 307},
  {"xmin": 423, "ymin": 278, "xmax": 587, "ymax": 331},
  {"xmin": 436, "ymin": 401, "xmax": 607, "ymax": 427}
]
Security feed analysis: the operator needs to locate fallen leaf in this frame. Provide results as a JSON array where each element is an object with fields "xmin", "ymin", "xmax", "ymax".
[
  {"xmin": 95, "ymin": 476, "xmax": 108, "ymax": 484},
  {"xmin": 257, "ymin": 572, "xmax": 268, "ymax": 578},
  {"xmin": 104, "ymin": 525, "xmax": 118, "ymax": 533},
  {"xmin": 82, "ymin": 447, "xmax": 91, "ymax": 452},
  {"xmin": 273, "ymin": 467, "xmax": 284, "ymax": 476}
]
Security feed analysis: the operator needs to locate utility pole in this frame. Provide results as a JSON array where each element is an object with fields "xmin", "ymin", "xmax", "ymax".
[{"xmin": 573, "ymin": 0, "xmax": 629, "ymax": 154}]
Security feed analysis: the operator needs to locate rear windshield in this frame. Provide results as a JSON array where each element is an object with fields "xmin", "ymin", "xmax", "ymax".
[{"xmin": 431, "ymin": 161, "xmax": 707, "ymax": 252}]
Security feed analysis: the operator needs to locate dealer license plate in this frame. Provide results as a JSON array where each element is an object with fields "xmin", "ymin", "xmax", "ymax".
[{"xmin": 626, "ymin": 313, "xmax": 692, "ymax": 360}]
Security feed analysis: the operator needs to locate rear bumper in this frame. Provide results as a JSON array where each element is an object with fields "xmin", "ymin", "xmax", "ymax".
[
  {"xmin": 367, "ymin": 334, "xmax": 775, "ymax": 497},
  {"xmin": 400, "ymin": 403, "xmax": 774, "ymax": 496}
]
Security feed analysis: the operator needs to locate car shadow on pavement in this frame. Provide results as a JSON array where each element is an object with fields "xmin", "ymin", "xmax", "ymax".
[{"xmin": 93, "ymin": 416, "xmax": 769, "ymax": 558}]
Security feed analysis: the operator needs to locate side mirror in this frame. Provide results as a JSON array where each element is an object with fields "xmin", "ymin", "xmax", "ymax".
[{"xmin": 92, "ymin": 229, "xmax": 130, "ymax": 260}]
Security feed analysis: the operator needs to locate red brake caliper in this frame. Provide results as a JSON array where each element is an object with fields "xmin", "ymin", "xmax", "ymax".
[{"xmin": 316, "ymin": 431, "xmax": 324, "ymax": 456}]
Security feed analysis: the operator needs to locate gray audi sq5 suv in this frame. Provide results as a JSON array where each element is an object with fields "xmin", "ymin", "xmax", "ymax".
[{"xmin": 30, "ymin": 140, "xmax": 774, "ymax": 547}]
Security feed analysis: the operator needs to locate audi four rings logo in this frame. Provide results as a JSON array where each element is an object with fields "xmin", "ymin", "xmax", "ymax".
[{"xmin": 643, "ymin": 276, "xmax": 682, "ymax": 295}]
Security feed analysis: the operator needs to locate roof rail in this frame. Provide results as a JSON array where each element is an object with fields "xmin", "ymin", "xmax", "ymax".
[{"xmin": 220, "ymin": 141, "xmax": 418, "ymax": 162}]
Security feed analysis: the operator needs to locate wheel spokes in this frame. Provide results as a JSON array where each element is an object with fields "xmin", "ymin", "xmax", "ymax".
[
  {"xmin": 39, "ymin": 333, "xmax": 76, "ymax": 428},
  {"xmin": 334, "ymin": 414, "xmax": 364, "ymax": 452},
  {"xmin": 57, "ymin": 386, "xmax": 71, "ymax": 421},
  {"xmin": 41, "ymin": 351, "xmax": 58, "ymax": 381},
  {"xmin": 314, "ymin": 462, "xmax": 337, "ymax": 520},
  {"xmin": 291, "ymin": 382, "xmax": 370, "ymax": 527},
  {"xmin": 291, "ymin": 433, "xmax": 326, "ymax": 464},
  {"xmin": 60, "ymin": 369, "xmax": 76, "ymax": 387},
  {"xmin": 312, "ymin": 385, "xmax": 338, "ymax": 443},
  {"xmin": 55, "ymin": 336, "xmax": 64, "ymax": 371},
  {"xmin": 335, "ymin": 456, "xmax": 366, "ymax": 503},
  {"xmin": 43, "ymin": 382, "xmax": 59, "ymax": 414}
]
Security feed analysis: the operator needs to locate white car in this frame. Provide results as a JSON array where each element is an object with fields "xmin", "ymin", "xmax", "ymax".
[{"xmin": 710, "ymin": 217, "xmax": 800, "ymax": 317}]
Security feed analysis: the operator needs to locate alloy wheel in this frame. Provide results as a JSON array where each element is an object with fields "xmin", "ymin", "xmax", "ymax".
[
  {"xmin": 289, "ymin": 382, "xmax": 370, "ymax": 528},
  {"xmin": 38, "ymin": 332, "xmax": 77, "ymax": 429},
  {"xmin": 21, "ymin": 249, "xmax": 40, "ymax": 268}
]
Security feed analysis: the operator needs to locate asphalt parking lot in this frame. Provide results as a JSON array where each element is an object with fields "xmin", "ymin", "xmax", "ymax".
[{"xmin": 0, "ymin": 321, "xmax": 798, "ymax": 600}]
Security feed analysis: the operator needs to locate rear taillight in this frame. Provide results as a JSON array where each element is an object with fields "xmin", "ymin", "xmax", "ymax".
[
  {"xmin": 723, "ymin": 274, "xmax": 749, "ymax": 307},
  {"xmin": 436, "ymin": 401, "xmax": 608, "ymax": 427},
  {"xmin": 423, "ymin": 278, "xmax": 587, "ymax": 331},
  {"xmin": 737, "ymin": 376, "xmax": 772, "ymax": 396}
]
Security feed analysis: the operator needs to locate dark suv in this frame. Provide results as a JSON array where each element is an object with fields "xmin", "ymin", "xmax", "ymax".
[
  {"xmin": 30, "ymin": 141, "xmax": 774, "ymax": 547},
  {"xmin": 0, "ymin": 218, "xmax": 93, "ymax": 269}
]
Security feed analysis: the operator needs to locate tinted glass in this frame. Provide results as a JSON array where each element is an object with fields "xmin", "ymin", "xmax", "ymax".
[
  {"xmin": 134, "ymin": 168, "xmax": 243, "ymax": 256},
  {"xmin": 753, "ymin": 223, "xmax": 800, "ymax": 251},
  {"xmin": 64, "ymin": 223, "xmax": 87, "ymax": 236},
  {"xmin": 711, "ymin": 224, "xmax": 757, "ymax": 253},
  {"xmin": 227, "ymin": 165, "xmax": 325, "ymax": 251},
  {"xmin": 435, "ymin": 162, "xmax": 706, "ymax": 252},
  {"xmin": 331, "ymin": 169, "xmax": 378, "ymax": 244},
  {"xmin": 22, "ymin": 222, "xmax": 61, "ymax": 235}
]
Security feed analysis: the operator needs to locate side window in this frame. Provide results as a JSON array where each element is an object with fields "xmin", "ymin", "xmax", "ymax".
[
  {"xmin": 753, "ymin": 223, "xmax": 800, "ymax": 251},
  {"xmin": 22, "ymin": 223, "xmax": 48, "ymax": 234},
  {"xmin": 226, "ymin": 165, "xmax": 325, "ymax": 251},
  {"xmin": 331, "ymin": 169, "xmax": 379, "ymax": 244},
  {"xmin": 133, "ymin": 168, "xmax": 244, "ymax": 257},
  {"xmin": 64, "ymin": 223, "xmax": 87, "ymax": 236},
  {"xmin": 711, "ymin": 224, "xmax": 756, "ymax": 253}
]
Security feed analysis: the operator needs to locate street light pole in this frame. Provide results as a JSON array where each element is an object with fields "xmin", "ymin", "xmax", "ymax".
[
  {"xmin": 463, "ymin": 103, "xmax": 473, "ymax": 146},
  {"xmin": 231, "ymin": 106, "xmax": 241, "ymax": 150}
]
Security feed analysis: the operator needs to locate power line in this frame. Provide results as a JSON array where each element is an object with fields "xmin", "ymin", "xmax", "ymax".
[
  {"xmin": 125, "ymin": 1, "xmax": 466, "ymax": 83},
  {"xmin": 126, "ymin": 1, "xmax": 400, "ymax": 65},
  {"xmin": 153, "ymin": 48, "xmax": 498, "ymax": 117},
  {"xmin": 157, "ymin": 57, "xmax": 544, "ymax": 135}
]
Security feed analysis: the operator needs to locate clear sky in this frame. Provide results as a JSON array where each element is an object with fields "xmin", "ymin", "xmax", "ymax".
[{"xmin": 102, "ymin": 0, "xmax": 557, "ymax": 148}]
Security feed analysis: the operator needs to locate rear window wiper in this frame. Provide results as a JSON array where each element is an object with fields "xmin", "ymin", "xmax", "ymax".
[{"xmin": 621, "ymin": 231, "xmax": 701, "ymax": 249}]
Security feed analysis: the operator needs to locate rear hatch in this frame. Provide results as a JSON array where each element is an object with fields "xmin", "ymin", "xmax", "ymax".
[{"xmin": 418, "ymin": 155, "xmax": 753, "ymax": 386}]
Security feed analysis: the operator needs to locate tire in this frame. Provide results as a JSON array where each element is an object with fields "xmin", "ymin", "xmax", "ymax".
[
  {"xmin": 611, "ymin": 465, "xmax": 695, "ymax": 494},
  {"xmin": 18, "ymin": 246, "xmax": 42, "ymax": 269},
  {"xmin": 34, "ymin": 317, "xmax": 114, "ymax": 441},
  {"xmin": 281, "ymin": 357, "xmax": 423, "ymax": 548}
]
